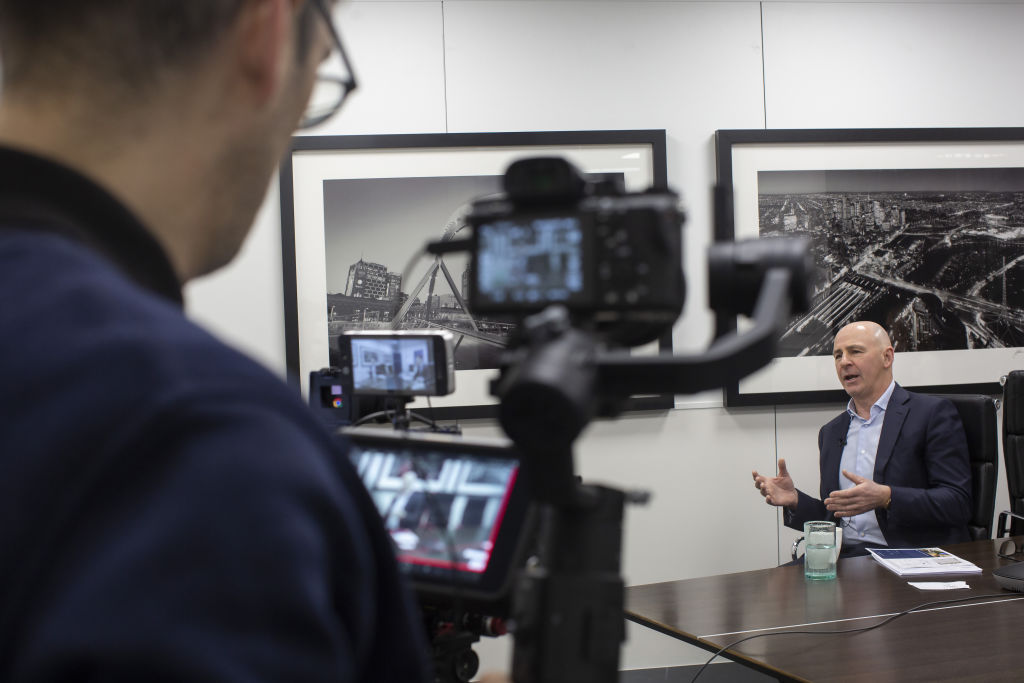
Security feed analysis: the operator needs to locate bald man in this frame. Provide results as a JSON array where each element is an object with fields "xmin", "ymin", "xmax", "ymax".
[{"xmin": 753, "ymin": 321, "xmax": 972, "ymax": 556}]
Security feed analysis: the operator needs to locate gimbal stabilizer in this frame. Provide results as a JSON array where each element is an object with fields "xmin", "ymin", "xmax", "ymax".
[{"xmin": 493, "ymin": 238, "xmax": 812, "ymax": 683}]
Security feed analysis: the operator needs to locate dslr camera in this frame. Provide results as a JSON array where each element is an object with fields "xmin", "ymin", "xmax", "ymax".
[{"xmin": 465, "ymin": 156, "xmax": 684, "ymax": 347}]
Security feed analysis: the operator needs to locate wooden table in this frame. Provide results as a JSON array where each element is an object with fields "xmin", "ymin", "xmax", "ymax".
[{"xmin": 625, "ymin": 538, "xmax": 1024, "ymax": 682}]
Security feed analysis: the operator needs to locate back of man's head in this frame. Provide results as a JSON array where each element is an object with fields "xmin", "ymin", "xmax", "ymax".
[{"xmin": 0, "ymin": 1, "xmax": 247, "ymax": 99}]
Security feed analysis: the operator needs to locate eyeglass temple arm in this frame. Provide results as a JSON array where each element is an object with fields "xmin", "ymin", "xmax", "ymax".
[
  {"xmin": 314, "ymin": 0, "xmax": 357, "ymax": 91},
  {"xmin": 997, "ymin": 510, "xmax": 1024, "ymax": 538}
]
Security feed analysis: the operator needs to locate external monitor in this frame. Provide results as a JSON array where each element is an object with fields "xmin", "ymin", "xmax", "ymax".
[
  {"xmin": 342, "ymin": 426, "xmax": 532, "ymax": 610},
  {"xmin": 337, "ymin": 331, "xmax": 455, "ymax": 397}
]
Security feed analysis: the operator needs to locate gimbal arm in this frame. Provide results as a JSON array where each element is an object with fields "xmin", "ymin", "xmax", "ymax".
[{"xmin": 596, "ymin": 266, "xmax": 796, "ymax": 396}]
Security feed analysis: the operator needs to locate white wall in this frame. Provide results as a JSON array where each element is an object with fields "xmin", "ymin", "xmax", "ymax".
[{"xmin": 184, "ymin": 0, "xmax": 1024, "ymax": 673}]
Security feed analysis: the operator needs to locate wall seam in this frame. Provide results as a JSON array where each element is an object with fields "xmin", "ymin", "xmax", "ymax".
[
  {"xmin": 441, "ymin": 1, "xmax": 450, "ymax": 133},
  {"xmin": 760, "ymin": 2, "xmax": 768, "ymax": 129}
]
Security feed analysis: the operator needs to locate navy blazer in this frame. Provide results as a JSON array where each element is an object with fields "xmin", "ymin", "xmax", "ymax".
[{"xmin": 788, "ymin": 384, "xmax": 972, "ymax": 548}]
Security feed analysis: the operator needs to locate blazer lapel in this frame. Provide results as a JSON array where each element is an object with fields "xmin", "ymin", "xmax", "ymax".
[{"xmin": 875, "ymin": 384, "xmax": 909, "ymax": 478}]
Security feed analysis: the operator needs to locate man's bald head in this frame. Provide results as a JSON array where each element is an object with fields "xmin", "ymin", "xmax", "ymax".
[
  {"xmin": 832, "ymin": 320, "xmax": 895, "ymax": 413},
  {"xmin": 838, "ymin": 321, "xmax": 892, "ymax": 351}
]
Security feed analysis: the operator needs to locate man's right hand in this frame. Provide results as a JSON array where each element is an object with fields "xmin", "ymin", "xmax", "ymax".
[{"xmin": 752, "ymin": 458, "xmax": 798, "ymax": 509}]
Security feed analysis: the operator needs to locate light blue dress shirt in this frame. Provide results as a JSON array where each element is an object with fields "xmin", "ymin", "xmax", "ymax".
[{"xmin": 837, "ymin": 379, "xmax": 896, "ymax": 547}]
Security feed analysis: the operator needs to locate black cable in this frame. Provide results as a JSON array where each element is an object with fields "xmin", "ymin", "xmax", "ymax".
[
  {"xmin": 408, "ymin": 411, "xmax": 440, "ymax": 429},
  {"xmin": 351, "ymin": 401, "xmax": 458, "ymax": 433},
  {"xmin": 351, "ymin": 409, "xmax": 394, "ymax": 427},
  {"xmin": 418, "ymin": 396, "xmax": 460, "ymax": 434},
  {"xmin": 426, "ymin": 237, "xmax": 473, "ymax": 255},
  {"xmin": 410, "ymin": 395, "xmax": 441, "ymax": 432},
  {"xmin": 689, "ymin": 592, "xmax": 1022, "ymax": 682}
]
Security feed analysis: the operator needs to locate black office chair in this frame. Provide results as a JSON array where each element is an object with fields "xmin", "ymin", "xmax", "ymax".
[
  {"xmin": 1000, "ymin": 372, "xmax": 1024, "ymax": 537},
  {"xmin": 790, "ymin": 392, "xmax": 998, "ymax": 561},
  {"xmin": 931, "ymin": 394, "xmax": 999, "ymax": 541}
]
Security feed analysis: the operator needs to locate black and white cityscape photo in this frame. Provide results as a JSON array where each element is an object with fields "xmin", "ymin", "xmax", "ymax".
[
  {"xmin": 758, "ymin": 168, "xmax": 1024, "ymax": 357},
  {"xmin": 322, "ymin": 174, "xmax": 510, "ymax": 371}
]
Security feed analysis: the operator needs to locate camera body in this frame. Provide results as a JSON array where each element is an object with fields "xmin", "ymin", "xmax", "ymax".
[
  {"xmin": 336, "ymin": 330, "xmax": 456, "ymax": 397},
  {"xmin": 466, "ymin": 157, "xmax": 685, "ymax": 347}
]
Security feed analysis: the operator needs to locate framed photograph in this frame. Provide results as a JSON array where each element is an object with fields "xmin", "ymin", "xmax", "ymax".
[
  {"xmin": 716, "ymin": 127, "xmax": 1024, "ymax": 406},
  {"xmin": 280, "ymin": 130, "xmax": 671, "ymax": 420}
]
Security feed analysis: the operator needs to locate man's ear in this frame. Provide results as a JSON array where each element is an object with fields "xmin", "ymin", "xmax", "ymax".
[
  {"xmin": 882, "ymin": 347, "xmax": 894, "ymax": 368},
  {"xmin": 235, "ymin": 0, "xmax": 294, "ymax": 105}
]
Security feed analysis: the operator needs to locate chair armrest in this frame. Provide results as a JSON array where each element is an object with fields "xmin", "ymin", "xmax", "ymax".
[
  {"xmin": 996, "ymin": 510, "xmax": 1024, "ymax": 538},
  {"xmin": 791, "ymin": 536, "xmax": 804, "ymax": 562}
]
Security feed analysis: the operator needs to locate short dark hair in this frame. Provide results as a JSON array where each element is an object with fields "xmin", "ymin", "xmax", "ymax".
[{"xmin": 0, "ymin": 1, "xmax": 248, "ymax": 94}]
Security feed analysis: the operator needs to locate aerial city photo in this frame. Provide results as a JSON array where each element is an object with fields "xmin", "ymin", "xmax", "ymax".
[
  {"xmin": 758, "ymin": 167, "xmax": 1024, "ymax": 357},
  {"xmin": 322, "ymin": 174, "xmax": 513, "ymax": 371}
]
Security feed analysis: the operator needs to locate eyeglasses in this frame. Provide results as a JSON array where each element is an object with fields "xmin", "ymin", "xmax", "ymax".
[{"xmin": 299, "ymin": 0, "xmax": 358, "ymax": 130}]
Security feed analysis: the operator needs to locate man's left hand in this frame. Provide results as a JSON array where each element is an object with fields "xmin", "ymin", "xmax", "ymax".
[{"xmin": 824, "ymin": 471, "xmax": 891, "ymax": 518}]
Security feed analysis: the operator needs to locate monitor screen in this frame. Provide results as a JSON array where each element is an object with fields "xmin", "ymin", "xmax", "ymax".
[
  {"xmin": 474, "ymin": 214, "xmax": 589, "ymax": 308},
  {"xmin": 344, "ymin": 429, "xmax": 527, "ymax": 594},
  {"xmin": 350, "ymin": 336, "xmax": 436, "ymax": 395}
]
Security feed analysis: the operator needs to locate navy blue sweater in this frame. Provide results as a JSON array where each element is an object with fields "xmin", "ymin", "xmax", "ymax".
[{"xmin": 0, "ymin": 146, "xmax": 430, "ymax": 681}]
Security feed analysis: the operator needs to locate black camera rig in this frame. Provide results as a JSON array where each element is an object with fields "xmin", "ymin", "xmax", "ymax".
[
  {"xmin": 415, "ymin": 156, "xmax": 813, "ymax": 682},
  {"xmin": 317, "ymin": 156, "xmax": 812, "ymax": 682}
]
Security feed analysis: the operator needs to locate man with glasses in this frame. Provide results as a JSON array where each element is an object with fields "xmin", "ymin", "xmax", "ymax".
[
  {"xmin": 0, "ymin": 2, "xmax": 430, "ymax": 680},
  {"xmin": 753, "ymin": 321, "xmax": 972, "ymax": 558}
]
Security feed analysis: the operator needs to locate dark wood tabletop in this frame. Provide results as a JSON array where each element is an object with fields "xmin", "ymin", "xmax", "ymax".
[{"xmin": 625, "ymin": 538, "xmax": 1024, "ymax": 682}]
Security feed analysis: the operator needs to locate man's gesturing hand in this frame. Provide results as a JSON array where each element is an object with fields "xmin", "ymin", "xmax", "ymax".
[
  {"xmin": 825, "ymin": 470, "xmax": 892, "ymax": 518},
  {"xmin": 752, "ymin": 458, "xmax": 798, "ymax": 509}
]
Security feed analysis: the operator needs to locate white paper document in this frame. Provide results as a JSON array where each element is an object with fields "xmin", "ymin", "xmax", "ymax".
[
  {"xmin": 908, "ymin": 581, "xmax": 971, "ymax": 590},
  {"xmin": 867, "ymin": 547, "xmax": 982, "ymax": 576}
]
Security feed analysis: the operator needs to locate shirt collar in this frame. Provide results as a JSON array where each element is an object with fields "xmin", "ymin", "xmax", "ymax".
[
  {"xmin": 846, "ymin": 378, "xmax": 897, "ymax": 422},
  {"xmin": 0, "ymin": 145, "xmax": 182, "ymax": 306}
]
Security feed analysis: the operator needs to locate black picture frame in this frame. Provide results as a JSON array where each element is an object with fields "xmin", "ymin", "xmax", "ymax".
[
  {"xmin": 280, "ymin": 130, "xmax": 672, "ymax": 420},
  {"xmin": 715, "ymin": 127, "xmax": 1024, "ymax": 407}
]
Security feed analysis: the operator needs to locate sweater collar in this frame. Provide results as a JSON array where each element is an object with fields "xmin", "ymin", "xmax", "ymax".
[{"xmin": 0, "ymin": 145, "xmax": 182, "ymax": 306}]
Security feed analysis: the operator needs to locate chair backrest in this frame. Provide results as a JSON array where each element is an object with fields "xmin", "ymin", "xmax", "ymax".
[
  {"xmin": 1002, "ymin": 371, "xmax": 1024, "ymax": 536},
  {"xmin": 930, "ymin": 393, "xmax": 998, "ymax": 540}
]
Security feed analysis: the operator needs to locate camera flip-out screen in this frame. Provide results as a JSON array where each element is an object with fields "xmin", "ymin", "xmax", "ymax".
[
  {"xmin": 342, "ymin": 427, "xmax": 530, "ymax": 604},
  {"xmin": 474, "ymin": 214, "xmax": 592, "ymax": 309}
]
